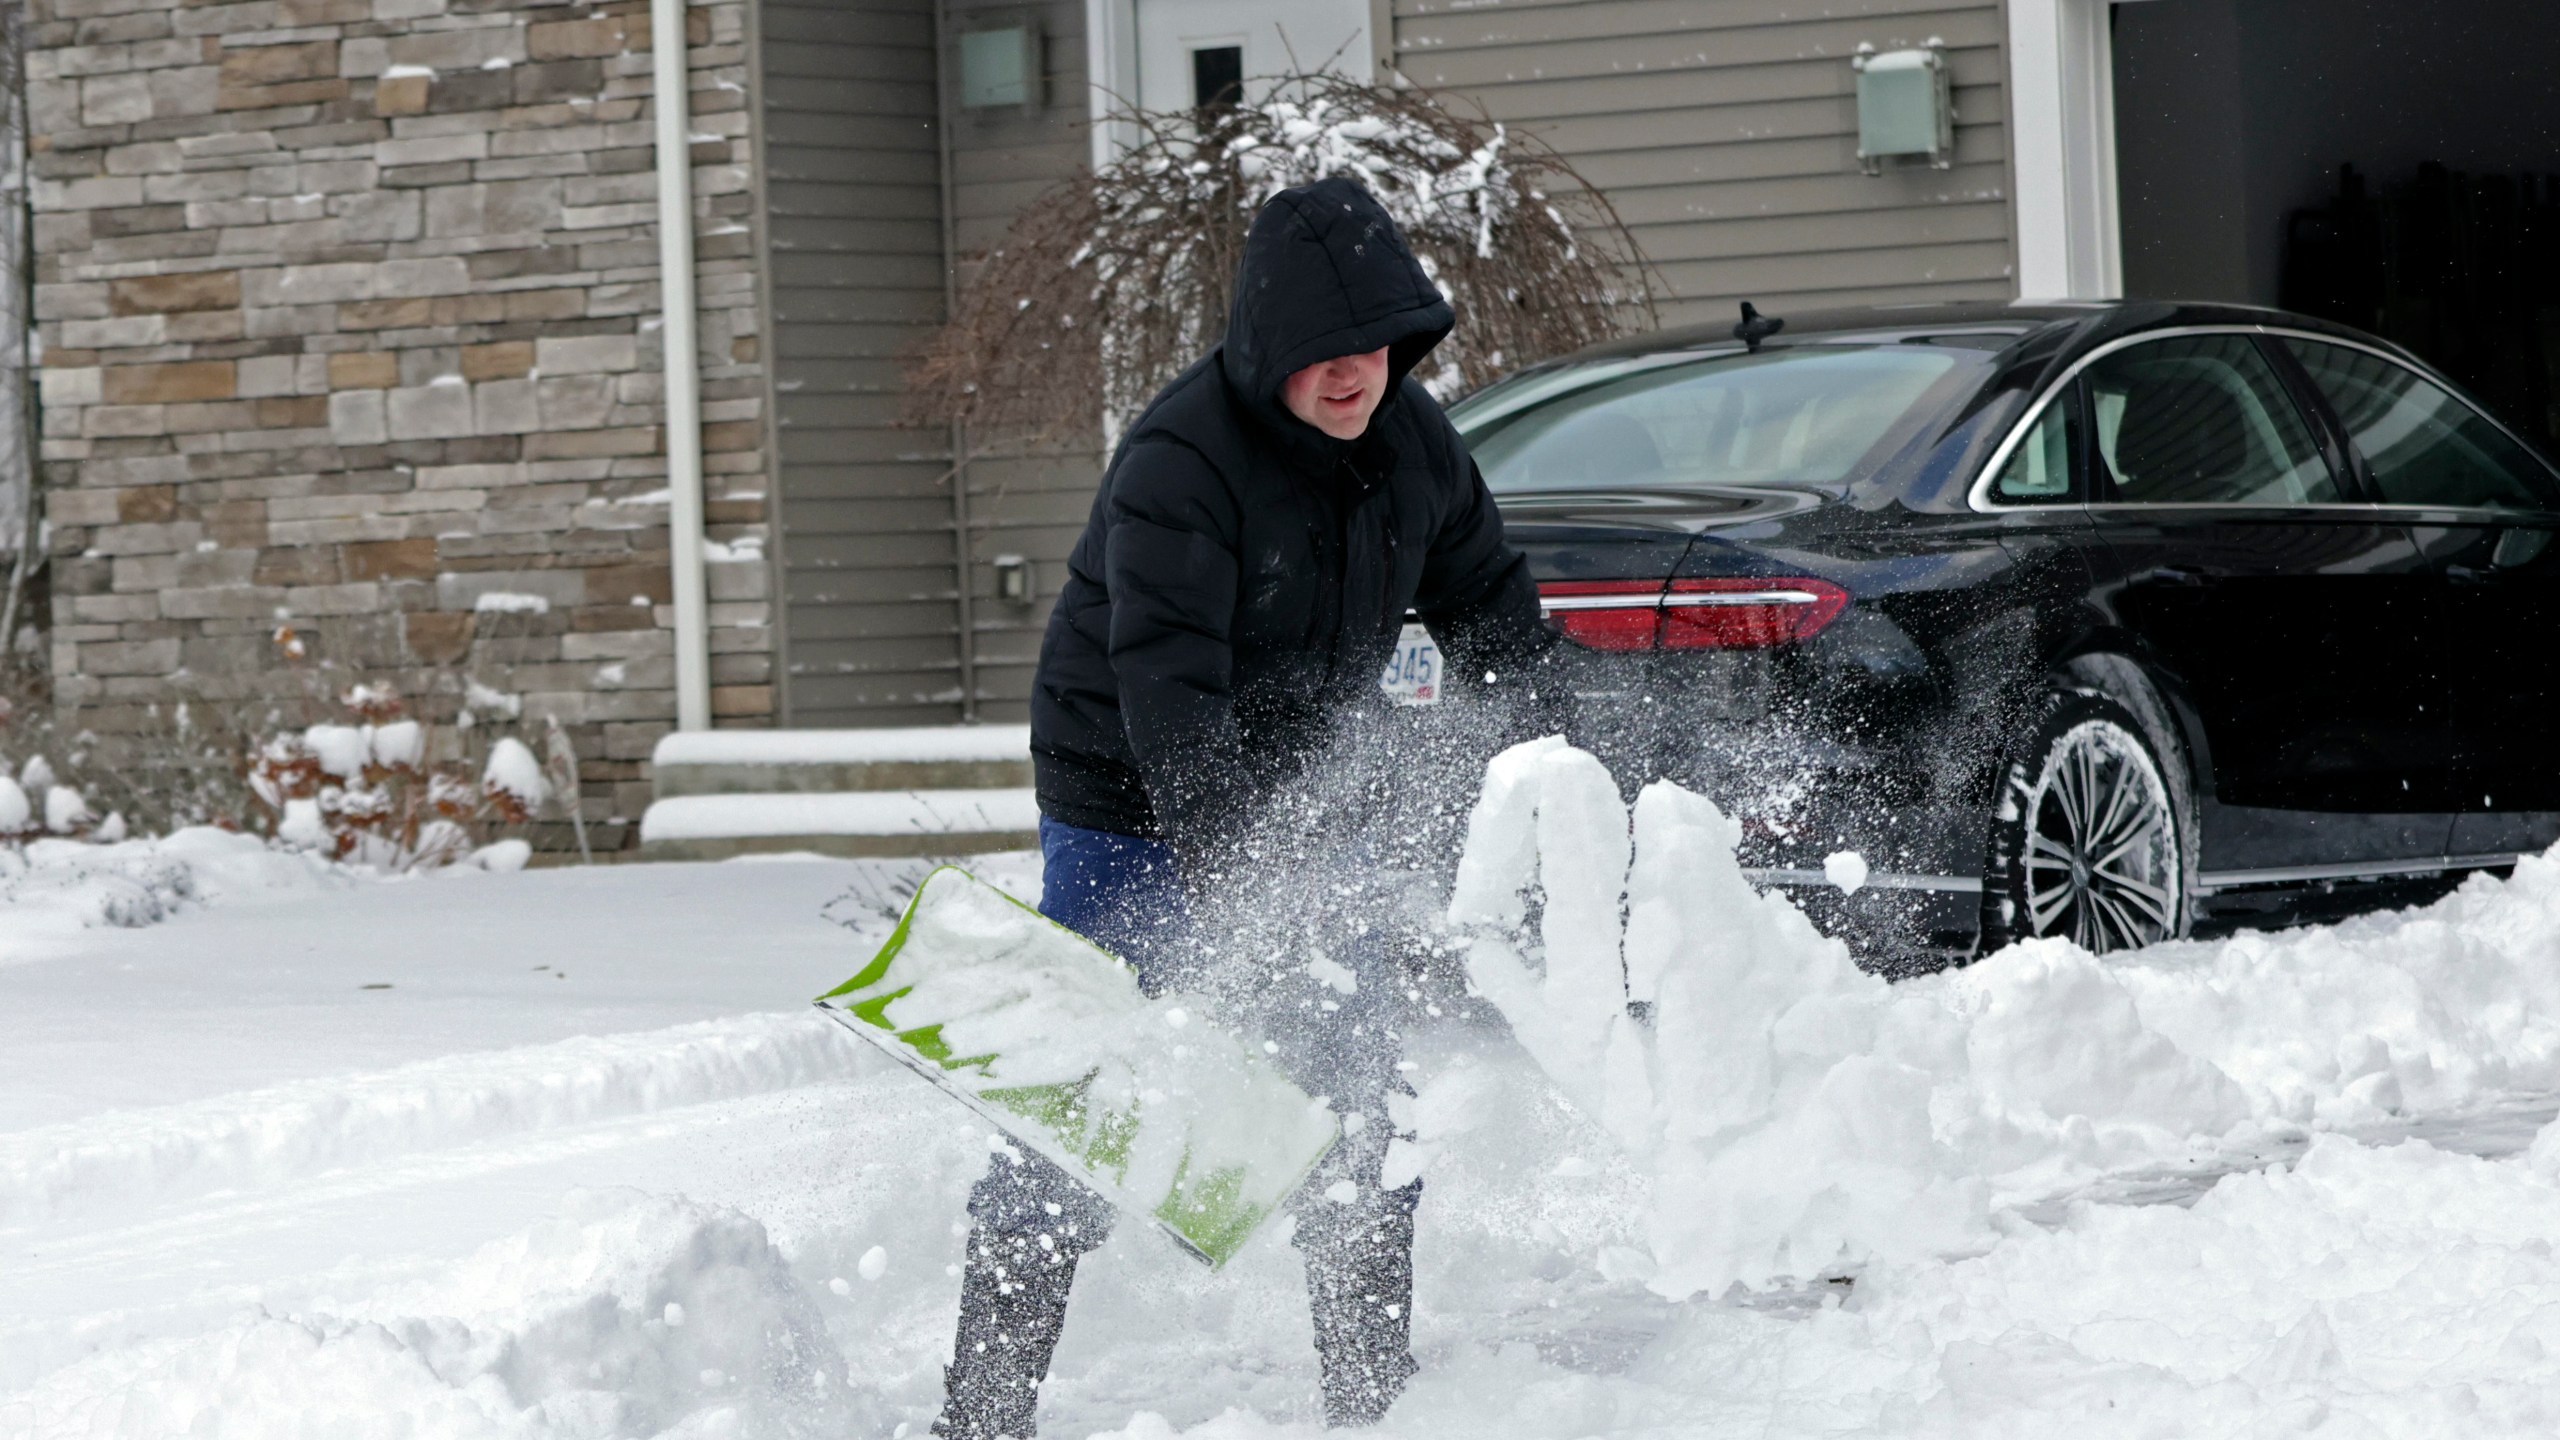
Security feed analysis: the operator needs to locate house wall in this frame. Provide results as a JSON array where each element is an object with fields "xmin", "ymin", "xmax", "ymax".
[
  {"xmin": 942, "ymin": 0, "xmax": 1101, "ymax": 723},
  {"xmin": 758, "ymin": 0, "xmax": 957, "ymax": 726},
  {"xmin": 1388, "ymin": 0, "xmax": 2017, "ymax": 326},
  {"xmin": 23, "ymin": 0, "xmax": 775, "ymax": 838},
  {"xmin": 762, "ymin": 0, "xmax": 1099, "ymax": 726}
]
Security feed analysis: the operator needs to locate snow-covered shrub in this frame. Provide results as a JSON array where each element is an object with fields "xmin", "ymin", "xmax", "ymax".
[
  {"xmin": 0, "ymin": 669, "xmax": 265, "ymax": 841},
  {"xmin": 0, "ymin": 717, "xmax": 117, "ymax": 845},
  {"xmin": 0, "ymin": 601, "xmax": 595, "ymax": 858},
  {"xmin": 908, "ymin": 70, "xmax": 1655, "ymax": 439},
  {"xmin": 248, "ymin": 683, "xmax": 552, "ymax": 871}
]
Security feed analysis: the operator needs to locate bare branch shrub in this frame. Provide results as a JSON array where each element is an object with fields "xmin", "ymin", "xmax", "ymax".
[
  {"xmin": 908, "ymin": 71, "xmax": 1657, "ymax": 442},
  {"xmin": 0, "ymin": 670, "xmax": 257, "ymax": 842}
]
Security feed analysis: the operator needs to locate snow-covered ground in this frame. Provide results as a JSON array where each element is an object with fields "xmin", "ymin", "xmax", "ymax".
[{"xmin": 8, "ymin": 778, "xmax": 2560, "ymax": 1438}]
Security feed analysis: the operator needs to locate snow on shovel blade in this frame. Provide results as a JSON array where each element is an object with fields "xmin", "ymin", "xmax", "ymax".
[{"xmin": 815, "ymin": 865, "xmax": 1338, "ymax": 1267}]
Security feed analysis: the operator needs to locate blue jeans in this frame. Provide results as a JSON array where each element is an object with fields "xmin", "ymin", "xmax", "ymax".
[{"xmin": 1033, "ymin": 817, "xmax": 1188, "ymax": 990}]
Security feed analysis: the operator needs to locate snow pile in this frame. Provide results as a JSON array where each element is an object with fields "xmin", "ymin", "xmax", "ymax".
[
  {"xmin": 1, "ymin": 1191, "xmax": 848, "ymax": 1440},
  {"xmin": 1356, "ymin": 1132, "xmax": 2560, "ymax": 1439},
  {"xmin": 0, "ymin": 1012, "xmax": 863, "ymax": 1226},
  {"xmin": 1444, "ymin": 738, "xmax": 2560, "ymax": 1298},
  {"xmin": 0, "ymin": 828, "xmax": 340, "ymax": 967},
  {"xmin": 2111, "ymin": 871, "xmax": 2560, "ymax": 1125}
]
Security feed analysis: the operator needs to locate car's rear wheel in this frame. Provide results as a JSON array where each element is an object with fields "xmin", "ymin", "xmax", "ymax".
[{"xmin": 1985, "ymin": 691, "xmax": 2190, "ymax": 955}]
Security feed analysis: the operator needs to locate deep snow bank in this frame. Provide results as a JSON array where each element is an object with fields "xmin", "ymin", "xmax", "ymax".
[
  {"xmin": 0, "ymin": 1190, "xmax": 849, "ymax": 1440},
  {"xmin": 1443, "ymin": 738, "xmax": 2560, "ymax": 1298},
  {"xmin": 0, "ymin": 1014, "xmax": 865, "ymax": 1227},
  {"xmin": 1353, "ymin": 1129, "xmax": 2560, "ymax": 1439},
  {"xmin": 0, "ymin": 828, "xmax": 341, "ymax": 965}
]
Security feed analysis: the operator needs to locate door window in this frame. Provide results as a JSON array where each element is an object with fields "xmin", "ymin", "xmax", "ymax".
[
  {"xmin": 2083, "ymin": 335, "xmax": 2339, "ymax": 505},
  {"xmin": 2078, "ymin": 333, "xmax": 2344, "ymax": 502},
  {"xmin": 1986, "ymin": 386, "xmax": 2079, "ymax": 503},
  {"xmin": 1191, "ymin": 45, "xmax": 1243, "ymax": 108},
  {"xmin": 2282, "ymin": 339, "xmax": 2558, "ymax": 512}
]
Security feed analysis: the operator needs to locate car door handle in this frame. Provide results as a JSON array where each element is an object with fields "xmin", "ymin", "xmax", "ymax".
[
  {"xmin": 2145, "ymin": 565, "xmax": 2211, "ymax": 588},
  {"xmin": 2447, "ymin": 563, "xmax": 2493, "ymax": 585}
]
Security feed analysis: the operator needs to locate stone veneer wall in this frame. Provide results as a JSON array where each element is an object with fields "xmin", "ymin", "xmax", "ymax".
[{"xmin": 22, "ymin": 0, "xmax": 775, "ymax": 845}]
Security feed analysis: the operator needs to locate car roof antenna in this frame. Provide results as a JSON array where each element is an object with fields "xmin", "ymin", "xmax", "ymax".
[{"xmin": 1734, "ymin": 301, "xmax": 1784, "ymax": 352}]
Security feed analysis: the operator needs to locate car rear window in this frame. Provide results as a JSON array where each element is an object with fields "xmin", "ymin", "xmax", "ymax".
[{"xmin": 1455, "ymin": 346, "xmax": 1976, "ymax": 494}]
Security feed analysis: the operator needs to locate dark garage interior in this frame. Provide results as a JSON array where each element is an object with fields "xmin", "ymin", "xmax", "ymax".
[{"xmin": 2113, "ymin": 0, "xmax": 2560, "ymax": 449}]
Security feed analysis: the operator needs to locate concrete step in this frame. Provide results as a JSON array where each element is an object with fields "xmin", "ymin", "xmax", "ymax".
[
  {"xmin": 648, "ymin": 724, "xmax": 1032, "ymax": 797},
  {"xmin": 637, "ymin": 787, "xmax": 1040, "ymax": 862},
  {"xmin": 638, "ymin": 726, "xmax": 1040, "ymax": 862}
]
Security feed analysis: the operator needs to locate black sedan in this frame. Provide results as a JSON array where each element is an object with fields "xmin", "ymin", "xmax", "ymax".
[{"xmin": 1441, "ymin": 300, "xmax": 2560, "ymax": 969}]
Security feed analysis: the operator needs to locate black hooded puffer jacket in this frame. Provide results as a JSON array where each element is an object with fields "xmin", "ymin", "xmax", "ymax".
[{"xmin": 1029, "ymin": 177, "xmax": 1556, "ymax": 861}]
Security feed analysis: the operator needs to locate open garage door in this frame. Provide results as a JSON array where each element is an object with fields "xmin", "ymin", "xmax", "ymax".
[{"xmin": 2113, "ymin": 0, "xmax": 2560, "ymax": 450}]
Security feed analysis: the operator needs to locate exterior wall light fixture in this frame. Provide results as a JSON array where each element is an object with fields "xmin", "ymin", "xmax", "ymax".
[{"xmin": 992, "ymin": 554, "xmax": 1035, "ymax": 605}]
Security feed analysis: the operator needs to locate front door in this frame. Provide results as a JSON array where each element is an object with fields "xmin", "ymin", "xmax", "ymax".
[
  {"xmin": 1133, "ymin": 0, "xmax": 1371, "ymax": 113},
  {"xmin": 2078, "ymin": 333, "xmax": 2451, "ymax": 867}
]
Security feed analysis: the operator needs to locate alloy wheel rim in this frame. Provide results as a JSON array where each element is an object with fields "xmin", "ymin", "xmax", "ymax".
[{"xmin": 2021, "ymin": 719, "xmax": 2179, "ymax": 954}]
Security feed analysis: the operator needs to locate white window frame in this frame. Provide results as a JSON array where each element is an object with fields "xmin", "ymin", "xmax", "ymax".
[{"xmin": 2007, "ymin": 0, "xmax": 2125, "ymax": 299}]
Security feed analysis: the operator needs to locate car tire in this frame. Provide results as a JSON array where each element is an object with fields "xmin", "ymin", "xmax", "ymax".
[{"xmin": 1982, "ymin": 688, "xmax": 2195, "ymax": 956}]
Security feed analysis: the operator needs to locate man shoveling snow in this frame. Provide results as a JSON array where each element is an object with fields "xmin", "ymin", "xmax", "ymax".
[{"xmin": 929, "ymin": 177, "xmax": 1560, "ymax": 1438}]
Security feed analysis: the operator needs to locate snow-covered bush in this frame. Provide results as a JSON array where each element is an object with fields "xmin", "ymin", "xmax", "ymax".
[
  {"xmin": 908, "ymin": 70, "xmax": 1655, "ymax": 439},
  {"xmin": 0, "ymin": 694, "xmax": 131, "ymax": 846},
  {"xmin": 0, "ymin": 603, "xmax": 594, "ymax": 861},
  {"xmin": 249, "ymin": 683, "xmax": 552, "ymax": 871}
]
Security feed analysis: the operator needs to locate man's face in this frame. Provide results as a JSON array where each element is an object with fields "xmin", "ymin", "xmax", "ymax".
[{"xmin": 1281, "ymin": 347, "xmax": 1391, "ymax": 440}]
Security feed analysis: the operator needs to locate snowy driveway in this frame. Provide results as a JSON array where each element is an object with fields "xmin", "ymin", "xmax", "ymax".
[{"xmin": 7, "ymin": 829, "xmax": 2560, "ymax": 1436}]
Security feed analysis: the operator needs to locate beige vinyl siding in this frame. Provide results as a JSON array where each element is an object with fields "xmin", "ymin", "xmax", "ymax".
[
  {"xmin": 1392, "ymin": 0, "xmax": 2016, "ymax": 325},
  {"xmin": 943, "ymin": 0, "xmax": 1106, "ymax": 723},
  {"xmin": 763, "ymin": 0, "xmax": 964, "ymax": 726}
]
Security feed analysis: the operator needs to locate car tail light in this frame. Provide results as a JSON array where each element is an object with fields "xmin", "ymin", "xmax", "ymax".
[{"xmin": 1538, "ymin": 577, "xmax": 1850, "ymax": 652}]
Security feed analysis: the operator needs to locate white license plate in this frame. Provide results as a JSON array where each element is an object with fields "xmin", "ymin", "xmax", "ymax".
[{"xmin": 1381, "ymin": 623, "xmax": 1443, "ymax": 706}]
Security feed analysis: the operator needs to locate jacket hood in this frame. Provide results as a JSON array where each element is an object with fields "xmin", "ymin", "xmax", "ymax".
[{"xmin": 1217, "ymin": 178, "xmax": 1455, "ymax": 461}]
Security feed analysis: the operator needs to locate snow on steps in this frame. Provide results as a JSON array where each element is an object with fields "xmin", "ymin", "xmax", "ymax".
[
  {"xmin": 638, "ymin": 725, "xmax": 1036, "ymax": 860},
  {"xmin": 0, "ymin": 1012, "xmax": 863, "ymax": 1227},
  {"xmin": 638, "ymin": 789, "xmax": 1041, "ymax": 859},
  {"xmin": 650, "ymin": 724, "xmax": 1032, "ymax": 795}
]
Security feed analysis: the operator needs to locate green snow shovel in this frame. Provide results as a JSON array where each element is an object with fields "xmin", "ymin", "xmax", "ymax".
[{"xmin": 816, "ymin": 865, "xmax": 1338, "ymax": 1267}]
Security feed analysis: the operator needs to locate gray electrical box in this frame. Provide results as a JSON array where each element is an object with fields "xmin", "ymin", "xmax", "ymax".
[
  {"xmin": 1853, "ymin": 42, "xmax": 1953, "ymax": 174},
  {"xmin": 959, "ymin": 24, "xmax": 1041, "ymax": 110}
]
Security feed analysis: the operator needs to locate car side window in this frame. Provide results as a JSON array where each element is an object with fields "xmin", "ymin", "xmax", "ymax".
[
  {"xmin": 2082, "ymin": 335, "xmax": 2339, "ymax": 505},
  {"xmin": 2281, "ymin": 338, "xmax": 2557, "ymax": 512},
  {"xmin": 1987, "ymin": 385, "xmax": 2078, "ymax": 503}
]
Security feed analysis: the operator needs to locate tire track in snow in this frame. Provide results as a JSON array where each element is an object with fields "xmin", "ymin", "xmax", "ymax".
[{"xmin": 0, "ymin": 1011, "xmax": 867, "ymax": 1227}]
